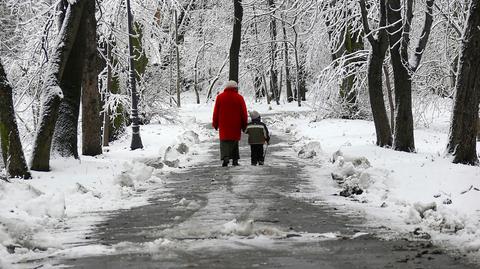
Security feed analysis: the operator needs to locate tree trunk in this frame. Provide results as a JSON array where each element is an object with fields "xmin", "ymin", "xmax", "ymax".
[
  {"xmin": 268, "ymin": 0, "xmax": 279, "ymax": 105},
  {"xmin": 102, "ymin": 107, "xmax": 110, "ymax": 147},
  {"xmin": 126, "ymin": 0, "xmax": 143, "ymax": 150},
  {"xmin": 56, "ymin": 0, "xmax": 68, "ymax": 31},
  {"xmin": 339, "ymin": 27, "xmax": 364, "ymax": 118},
  {"xmin": 293, "ymin": 28, "xmax": 302, "ymax": 107},
  {"xmin": 52, "ymin": 3, "xmax": 88, "ymax": 159},
  {"xmin": 229, "ymin": 0, "xmax": 243, "ymax": 82},
  {"xmin": 263, "ymin": 74, "xmax": 271, "ymax": 105},
  {"xmin": 368, "ymin": 48, "xmax": 392, "ymax": 146},
  {"xmin": 30, "ymin": 0, "xmax": 86, "ymax": 171},
  {"xmin": 390, "ymin": 54, "xmax": 415, "ymax": 152},
  {"xmin": 81, "ymin": 0, "xmax": 102, "ymax": 156},
  {"xmin": 282, "ymin": 18, "xmax": 293, "ymax": 103},
  {"xmin": 194, "ymin": 66, "xmax": 200, "ymax": 104},
  {"xmin": 386, "ymin": 0, "xmax": 434, "ymax": 152},
  {"xmin": 254, "ymin": 76, "xmax": 263, "ymax": 100},
  {"xmin": 360, "ymin": 0, "xmax": 392, "ymax": 147},
  {"xmin": 447, "ymin": 0, "xmax": 480, "ymax": 165},
  {"xmin": 299, "ymin": 64, "xmax": 307, "ymax": 102},
  {"xmin": 383, "ymin": 65, "xmax": 395, "ymax": 131},
  {"xmin": 99, "ymin": 37, "xmax": 125, "ymax": 143},
  {"xmin": 386, "ymin": 0, "xmax": 414, "ymax": 152},
  {"xmin": 174, "ymin": 9, "xmax": 181, "ymax": 108},
  {"xmin": 278, "ymin": 69, "xmax": 283, "ymax": 100},
  {"xmin": 0, "ymin": 60, "xmax": 31, "ymax": 179}
]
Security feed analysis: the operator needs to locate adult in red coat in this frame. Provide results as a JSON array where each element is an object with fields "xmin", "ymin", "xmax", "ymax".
[{"xmin": 212, "ymin": 81, "xmax": 248, "ymax": 167}]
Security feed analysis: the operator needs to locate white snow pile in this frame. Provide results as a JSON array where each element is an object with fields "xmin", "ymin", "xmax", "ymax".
[
  {"xmin": 114, "ymin": 162, "xmax": 155, "ymax": 188},
  {"xmin": 50, "ymin": 238, "xmax": 173, "ymax": 261},
  {"xmin": 0, "ymin": 181, "xmax": 65, "ymax": 253},
  {"xmin": 328, "ymin": 149, "xmax": 480, "ymax": 257},
  {"xmin": 113, "ymin": 238, "xmax": 173, "ymax": 254},
  {"xmin": 158, "ymin": 130, "xmax": 203, "ymax": 168},
  {"xmin": 297, "ymin": 141, "xmax": 323, "ymax": 159},
  {"xmin": 221, "ymin": 219, "xmax": 284, "ymax": 238},
  {"xmin": 175, "ymin": 197, "xmax": 201, "ymax": 210},
  {"xmin": 220, "ymin": 219, "xmax": 366, "ymax": 242},
  {"xmin": 276, "ymin": 110, "xmax": 480, "ymax": 261},
  {"xmin": 330, "ymin": 150, "xmax": 373, "ymax": 197}
]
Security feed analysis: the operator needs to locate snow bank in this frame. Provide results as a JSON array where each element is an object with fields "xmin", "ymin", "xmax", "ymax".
[
  {"xmin": 221, "ymin": 219, "xmax": 284, "ymax": 238},
  {"xmin": 273, "ymin": 109, "xmax": 480, "ymax": 262},
  {"xmin": 0, "ymin": 114, "xmax": 209, "ymax": 266}
]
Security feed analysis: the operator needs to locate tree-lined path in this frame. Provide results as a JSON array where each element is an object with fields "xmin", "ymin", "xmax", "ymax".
[{"xmin": 41, "ymin": 130, "xmax": 475, "ymax": 269}]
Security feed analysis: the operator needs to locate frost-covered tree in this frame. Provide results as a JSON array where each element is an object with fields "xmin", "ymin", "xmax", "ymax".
[
  {"xmin": 447, "ymin": 0, "xmax": 480, "ymax": 165},
  {"xmin": 359, "ymin": 0, "xmax": 392, "ymax": 147},
  {"xmin": 52, "ymin": 0, "xmax": 88, "ymax": 159},
  {"xmin": 82, "ymin": 0, "xmax": 102, "ymax": 157},
  {"xmin": 229, "ymin": 0, "xmax": 243, "ymax": 82},
  {"xmin": 0, "ymin": 60, "xmax": 31, "ymax": 179},
  {"xmin": 386, "ymin": 0, "xmax": 435, "ymax": 152},
  {"xmin": 30, "ymin": 0, "xmax": 86, "ymax": 171}
]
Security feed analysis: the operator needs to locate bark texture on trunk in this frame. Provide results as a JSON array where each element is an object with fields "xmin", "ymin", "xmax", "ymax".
[
  {"xmin": 81, "ymin": 0, "xmax": 102, "ymax": 156},
  {"xmin": 386, "ymin": 0, "xmax": 434, "ymax": 152},
  {"xmin": 281, "ymin": 18, "xmax": 293, "ymax": 103},
  {"xmin": 0, "ymin": 60, "xmax": 31, "ymax": 179},
  {"xmin": 367, "ymin": 50, "xmax": 392, "ymax": 147},
  {"xmin": 360, "ymin": 0, "xmax": 392, "ymax": 147},
  {"xmin": 229, "ymin": 0, "xmax": 243, "ymax": 82},
  {"xmin": 52, "ymin": 8, "xmax": 86, "ymax": 159},
  {"xmin": 30, "ymin": 0, "xmax": 85, "ymax": 171},
  {"xmin": 268, "ymin": 0, "xmax": 279, "ymax": 105},
  {"xmin": 175, "ymin": 9, "xmax": 181, "ymax": 108},
  {"xmin": 447, "ymin": 0, "xmax": 480, "ymax": 165}
]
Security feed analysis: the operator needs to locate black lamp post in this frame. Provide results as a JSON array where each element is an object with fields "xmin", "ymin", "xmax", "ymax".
[{"xmin": 126, "ymin": 0, "xmax": 143, "ymax": 150}]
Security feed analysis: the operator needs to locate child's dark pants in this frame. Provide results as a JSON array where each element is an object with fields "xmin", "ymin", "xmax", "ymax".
[{"xmin": 250, "ymin": 144, "xmax": 264, "ymax": 165}]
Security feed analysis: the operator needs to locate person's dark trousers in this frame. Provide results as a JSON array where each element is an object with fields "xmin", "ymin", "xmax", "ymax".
[
  {"xmin": 250, "ymin": 144, "xmax": 264, "ymax": 165},
  {"xmin": 220, "ymin": 140, "xmax": 240, "ymax": 167}
]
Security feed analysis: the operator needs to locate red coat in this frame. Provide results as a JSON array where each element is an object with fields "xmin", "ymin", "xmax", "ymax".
[{"xmin": 212, "ymin": 87, "xmax": 248, "ymax": 141}]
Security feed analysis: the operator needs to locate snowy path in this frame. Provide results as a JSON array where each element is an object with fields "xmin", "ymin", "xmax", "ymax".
[{"xmin": 35, "ymin": 132, "xmax": 476, "ymax": 268}]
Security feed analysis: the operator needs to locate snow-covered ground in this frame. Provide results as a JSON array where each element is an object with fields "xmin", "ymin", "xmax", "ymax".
[
  {"xmin": 1, "ymin": 94, "xmax": 480, "ymax": 266},
  {"xmin": 0, "ymin": 108, "xmax": 212, "ymax": 267},
  {"xmin": 266, "ymin": 101, "xmax": 480, "ymax": 262}
]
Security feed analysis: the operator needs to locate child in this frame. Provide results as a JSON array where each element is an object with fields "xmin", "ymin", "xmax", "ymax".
[{"xmin": 245, "ymin": 111, "xmax": 270, "ymax": 165}]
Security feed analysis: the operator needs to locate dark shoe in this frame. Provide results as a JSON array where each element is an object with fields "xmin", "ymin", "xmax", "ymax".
[
  {"xmin": 232, "ymin": 159, "xmax": 239, "ymax": 166},
  {"xmin": 251, "ymin": 161, "xmax": 257, "ymax": 166},
  {"xmin": 258, "ymin": 161, "xmax": 264, "ymax": 166},
  {"xmin": 222, "ymin": 157, "xmax": 229, "ymax": 167}
]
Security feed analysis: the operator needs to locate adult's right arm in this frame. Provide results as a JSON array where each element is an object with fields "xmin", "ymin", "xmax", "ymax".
[
  {"xmin": 239, "ymin": 96, "xmax": 248, "ymax": 131},
  {"xmin": 212, "ymin": 96, "xmax": 220, "ymax": 130}
]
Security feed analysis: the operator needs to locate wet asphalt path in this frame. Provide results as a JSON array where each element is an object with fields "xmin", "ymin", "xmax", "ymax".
[{"xmin": 56, "ymin": 132, "xmax": 477, "ymax": 269}]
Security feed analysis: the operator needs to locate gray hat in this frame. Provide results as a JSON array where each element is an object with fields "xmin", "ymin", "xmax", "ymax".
[{"xmin": 249, "ymin": 110, "xmax": 260, "ymax": 120}]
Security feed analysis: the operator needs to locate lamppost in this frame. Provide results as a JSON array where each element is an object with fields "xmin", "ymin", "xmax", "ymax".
[{"xmin": 126, "ymin": 0, "xmax": 143, "ymax": 150}]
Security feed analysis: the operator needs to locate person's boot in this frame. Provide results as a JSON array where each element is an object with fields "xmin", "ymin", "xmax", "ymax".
[
  {"xmin": 222, "ymin": 157, "xmax": 229, "ymax": 167},
  {"xmin": 258, "ymin": 161, "xmax": 264, "ymax": 165},
  {"xmin": 232, "ymin": 159, "xmax": 239, "ymax": 166},
  {"xmin": 251, "ymin": 160, "xmax": 257, "ymax": 166}
]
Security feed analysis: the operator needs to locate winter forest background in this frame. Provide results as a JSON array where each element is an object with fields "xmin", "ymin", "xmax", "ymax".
[
  {"xmin": 0, "ymin": 0, "xmax": 480, "ymax": 266},
  {"xmin": 1, "ymin": 0, "xmax": 478, "ymax": 176}
]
